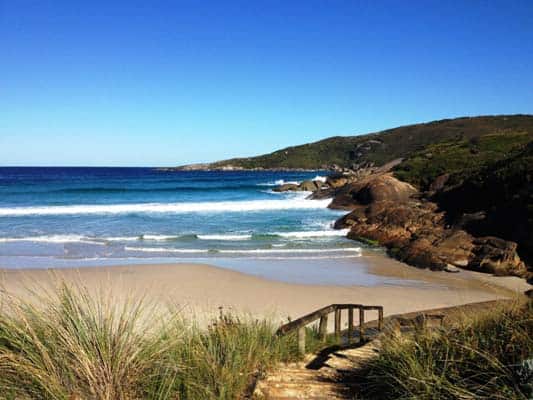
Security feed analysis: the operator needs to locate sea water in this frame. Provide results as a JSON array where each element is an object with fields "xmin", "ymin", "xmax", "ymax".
[{"xmin": 0, "ymin": 167, "xmax": 422, "ymax": 286}]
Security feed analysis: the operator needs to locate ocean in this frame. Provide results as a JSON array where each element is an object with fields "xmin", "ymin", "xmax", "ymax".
[
  {"xmin": 0, "ymin": 167, "xmax": 357, "ymax": 261},
  {"xmin": 0, "ymin": 167, "xmax": 430, "ymax": 286}
]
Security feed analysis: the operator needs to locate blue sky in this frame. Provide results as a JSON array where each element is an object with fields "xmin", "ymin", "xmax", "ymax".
[{"xmin": 1, "ymin": 1, "xmax": 532, "ymax": 166}]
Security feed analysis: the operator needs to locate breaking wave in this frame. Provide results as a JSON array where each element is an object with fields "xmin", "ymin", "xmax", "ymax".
[{"xmin": 0, "ymin": 197, "xmax": 331, "ymax": 217}]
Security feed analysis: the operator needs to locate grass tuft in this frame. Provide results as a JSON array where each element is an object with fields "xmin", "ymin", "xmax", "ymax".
[
  {"xmin": 0, "ymin": 282, "xmax": 303, "ymax": 399},
  {"xmin": 359, "ymin": 299, "xmax": 533, "ymax": 399}
]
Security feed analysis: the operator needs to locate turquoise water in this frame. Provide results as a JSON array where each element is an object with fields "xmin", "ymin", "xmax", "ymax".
[
  {"xmin": 0, "ymin": 168, "xmax": 363, "ymax": 267},
  {"xmin": 0, "ymin": 168, "xmax": 433, "ymax": 287}
]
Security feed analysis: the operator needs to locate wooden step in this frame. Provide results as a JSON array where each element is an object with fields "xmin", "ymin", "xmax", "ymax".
[{"xmin": 254, "ymin": 381, "xmax": 348, "ymax": 399}]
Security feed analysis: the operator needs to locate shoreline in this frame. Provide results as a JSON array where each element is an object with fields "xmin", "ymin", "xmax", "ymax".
[{"xmin": 2, "ymin": 259, "xmax": 530, "ymax": 324}]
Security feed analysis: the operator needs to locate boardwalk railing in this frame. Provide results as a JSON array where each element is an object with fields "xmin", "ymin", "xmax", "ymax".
[{"xmin": 276, "ymin": 304, "xmax": 384, "ymax": 354}]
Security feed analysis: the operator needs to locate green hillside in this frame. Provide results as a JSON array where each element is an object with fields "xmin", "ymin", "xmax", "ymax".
[{"xmin": 207, "ymin": 115, "xmax": 533, "ymax": 171}]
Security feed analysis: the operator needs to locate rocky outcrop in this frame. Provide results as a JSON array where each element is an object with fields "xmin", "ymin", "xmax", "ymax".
[
  {"xmin": 328, "ymin": 174, "xmax": 418, "ymax": 210},
  {"xmin": 470, "ymin": 237, "xmax": 527, "ymax": 276},
  {"xmin": 272, "ymin": 158, "xmax": 530, "ymax": 280},
  {"xmin": 273, "ymin": 180, "xmax": 324, "ymax": 193},
  {"xmin": 273, "ymin": 183, "xmax": 300, "ymax": 192},
  {"xmin": 325, "ymin": 174, "xmax": 350, "ymax": 188},
  {"xmin": 332, "ymin": 174, "xmax": 528, "ymax": 278}
]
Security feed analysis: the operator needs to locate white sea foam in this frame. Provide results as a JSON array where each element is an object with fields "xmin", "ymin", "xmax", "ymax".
[
  {"xmin": 197, "ymin": 234, "xmax": 253, "ymax": 240},
  {"xmin": 0, "ymin": 235, "xmax": 103, "ymax": 244},
  {"xmin": 274, "ymin": 229, "xmax": 349, "ymax": 238},
  {"xmin": 102, "ymin": 236, "xmax": 140, "ymax": 242},
  {"xmin": 252, "ymin": 255, "xmax": 360, "ymax": 260},
  {"xmin": 0, "ymin": 197, "xmax": 331, "ymax": 217},
  {"xmin": 141, "ymin": 234, "xmax": 177, "ymax": 241},
  {"xmin": 124, "ymin": 246, "xmax": 361, "ymax": 255},
  {"xmin": 312, "ymin": 175, "xmax": 328, "ymax": 183},
  {"xmin": 257, "ymin": 179, "xmax": 300, "ymax": 187},
  {"xmin": 124, "ymin": 246, "xmax": 209, "ymax": 253},
  {"xmin": 218, "ymin": 247, "xmax": 361, "ymax": 254}
]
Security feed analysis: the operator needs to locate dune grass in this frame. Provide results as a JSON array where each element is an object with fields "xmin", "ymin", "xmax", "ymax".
[
  {"xmin": 359, "ymin": 299, "xmax": 533, "ymax": 399},
  {"xmin": 0, "ymin": 283, "xmax": 307, "ymax": 400}
]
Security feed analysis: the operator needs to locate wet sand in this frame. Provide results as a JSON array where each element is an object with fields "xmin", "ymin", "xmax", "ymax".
[{"xmin": 1, "ymin": 257, "xmax": 530, "ymax": 324}]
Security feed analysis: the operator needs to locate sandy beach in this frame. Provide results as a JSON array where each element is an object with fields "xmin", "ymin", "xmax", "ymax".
[{"xmin": 1, "ymin": 257, "xmax": 530, "ymax": 325}]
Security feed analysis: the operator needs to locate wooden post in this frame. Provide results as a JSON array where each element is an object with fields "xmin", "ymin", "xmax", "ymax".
[
  {"xmin": 378, "ymin": 307, "xmax": 384, "ymax": 331},
  {"xmin": 318, "ymin": 315, "xmax": 328, "ymax": 341},
  {"xmin": 359, "ymin": 307, "xmax": 365, "ymax": 343},
  {"xmin": 348, "ymin": 307, "xmax": 354, "ymax": 340},
  {"xmin": 414, "ymin": 314, "xmax": 426, "ymax": 331},
  {"xmin": 298, "ymin": 327, "xmax": 306, "ymax": 355},
  {"xmin": 334, "ymin": 309, "xmax": 341, "ymax": 339}
]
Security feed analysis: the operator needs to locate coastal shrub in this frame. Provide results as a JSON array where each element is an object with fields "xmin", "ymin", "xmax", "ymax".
[
  {"xmin": 359, "ymin": 299, "xmax": 533, "ymax": 399},
  {"xmin": 0, "ymin": 283, "xmax": 302, "ymax": 400},
  {"xmin": 394, "ymin": 131, "xmax": 532, "ymax": 190}
]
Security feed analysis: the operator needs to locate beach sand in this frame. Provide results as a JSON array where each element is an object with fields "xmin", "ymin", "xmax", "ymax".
[{"xmin": 1, "ymin": 255, "xmax": 530, "ymax": 325}]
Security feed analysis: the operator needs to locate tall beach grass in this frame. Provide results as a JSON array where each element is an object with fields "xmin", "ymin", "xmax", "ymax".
[
  {"xmin": 359, "ymin": 299, "xmax": 533, "ymax": 399},
  {"xmin": 0, "ymin": 282, "xmax": 302, "ymax": 399}
]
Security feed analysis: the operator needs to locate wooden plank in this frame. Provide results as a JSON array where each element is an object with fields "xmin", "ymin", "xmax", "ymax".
[
  {"xmin": 318, "ymin": 314, "xmax": 328, "ymax": 341},
  {"xmin": 276, "ymin": 303, "xmax": 385, "ymax": 337},
  {"xmin": 348, "ymin": 307, "xmax": 354, "ymax": 340},
  {"xmin": 362, "ymin": 305, "xmax": 383, "ymax": 311},
  {"xmin": 359, "ymin": 308, "xmax": 365, "ymax": 343},
  {"xmin": 276, "ymin": 305, "xmax": 336, "ymax": 335},
  {"xmin": 334, "ymin": 309, "xmax": 341, "ymax": 338},
  {"xmin": 331, "ymin": 304, "xmax": 363, "ymax": 309},
  {"xmin": 378, "ymin": 307, "xmax": 384, "ymax": 331},
  {"xmin": 298, "ymin": 327, "xmax": 306, "ymax": 355}
]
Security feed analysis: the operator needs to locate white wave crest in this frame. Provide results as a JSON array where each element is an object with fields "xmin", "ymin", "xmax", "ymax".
[
  {"xmin": 257, "ymin": 179, "xmax": 300, "ymax": 187},
  {"xmin": 312, "ymin": 175, "xmax": 328, "ymax": 183},
  {"xmin": 124, "ymin": 246, "xmax": 208, "ymax": 253},
  {"xmin": 0, "ymin": 235, "xmax": 103, "ymax": 244},
  {"xmin": 0, "ymin": 198, "xmax": 331, "ymax": 217},
  {"xmin": 141, "ymin": 234, "xmax": 177, "ymax": 241},
  {"xmin": 197, "ymin": 234, "xmax": 252, "ymax": 240},
  {"xmin": 102, "ymin": 236, "xmax": 140, "ymax": 242},
  {"xmin": 274, "ymin": 229, "xmax": 349, "ymax": 238}
]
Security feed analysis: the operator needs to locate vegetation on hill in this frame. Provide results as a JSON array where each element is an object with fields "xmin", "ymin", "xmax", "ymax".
[
  {"xmin": 201, "ymin": 115, "xmax": 533, "ymax": 170},
  {"xmin": 359, "ymin": 299, "xmax": 533, "ymax": 399},
  {"xmin": 394, "ymin": 130, "xmax": 532, "ymax": 190}
]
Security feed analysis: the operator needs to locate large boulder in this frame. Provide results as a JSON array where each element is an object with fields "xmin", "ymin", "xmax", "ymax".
[
  {"xmin": 273, "ymin": 179, "xmax": 324, "ymax": 193},
  {"xmin": 470, "ymin": 236, "xmax": 527, "ymax": 277},
  {"xmin": 432, "ymin": 230, "xmax": 474, "ymax": 267},
  {"xmin": 273, "ymin": 183, "xmax": 299, "ymax": 192},
  {"xmin": 299, "ymin": 180, "xmax": 320, "ymax": 191},
  {"xmin": 329, "ymin": 174, "xmax": 417, "ymax": 210},
  {"xmin": 326, "ymin": 174, "xmax": 350, "ymax": 188}
]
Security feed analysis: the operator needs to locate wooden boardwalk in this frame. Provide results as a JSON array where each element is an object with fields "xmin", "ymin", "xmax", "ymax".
[
  {"xmin": 253, "ymin": 300, "xmax": 502, "ymax": 399},
  {"xmin": 254, "ymin": 336, "xmax": 381, "ymax": 399}
]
